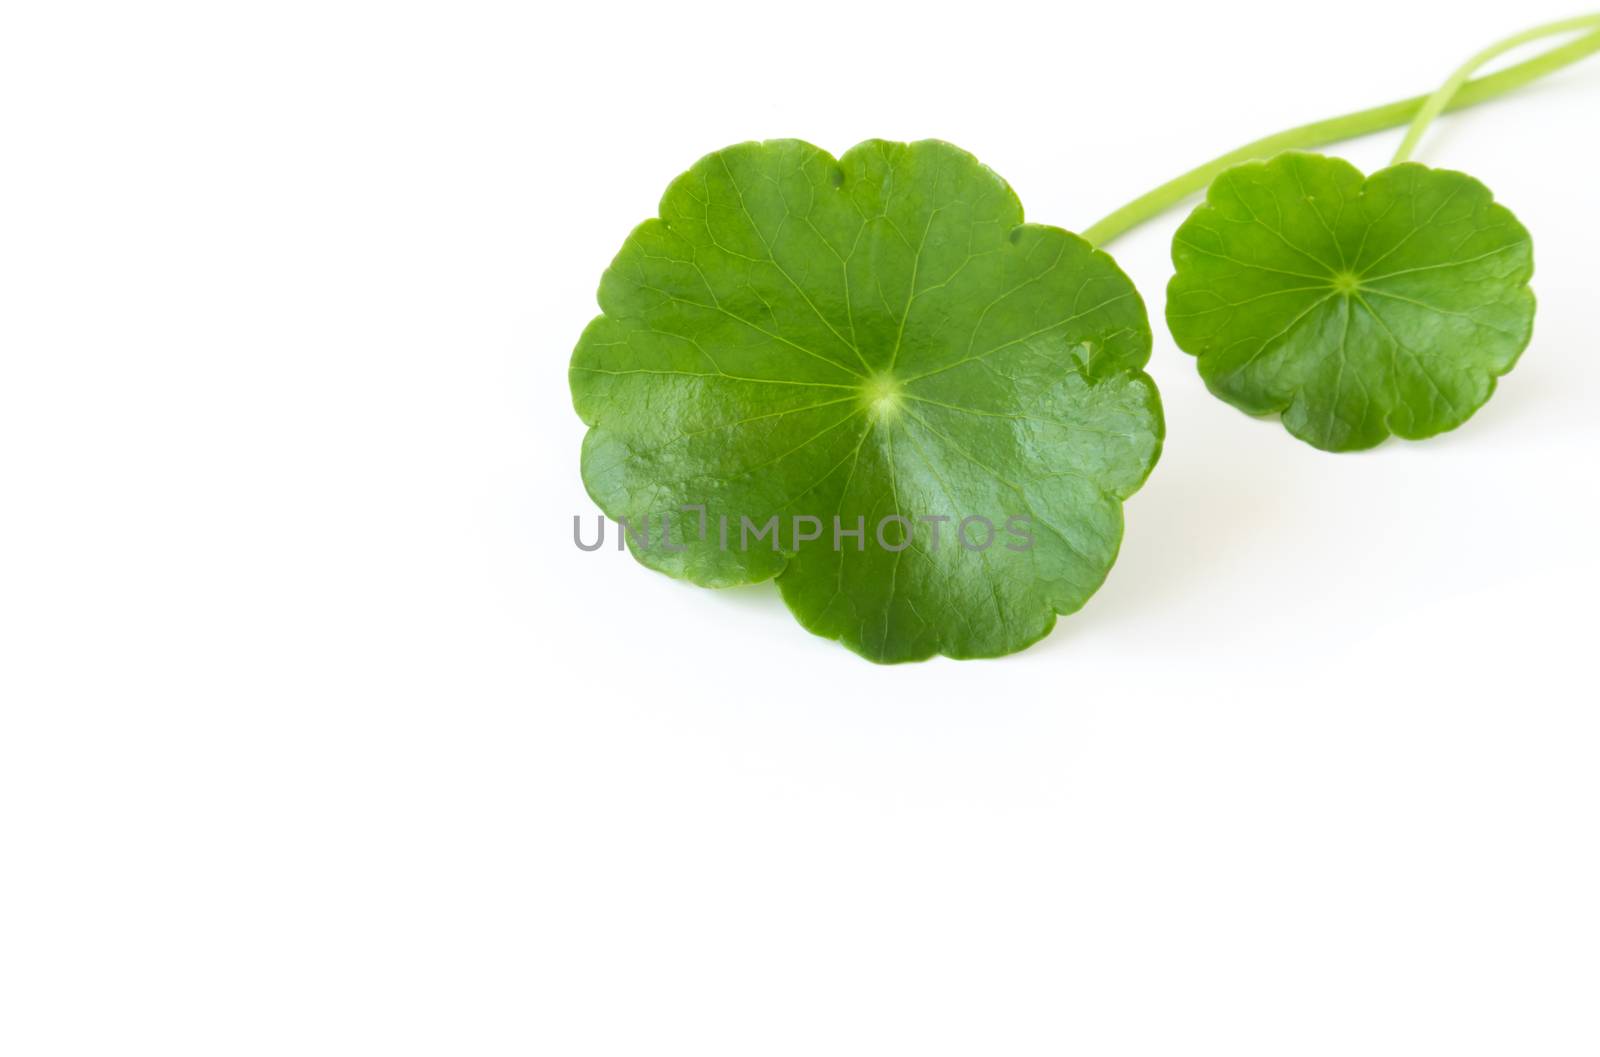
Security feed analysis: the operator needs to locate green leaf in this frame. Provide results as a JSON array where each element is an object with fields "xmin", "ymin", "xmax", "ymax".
[
  {"xmin": 570, "ymin": 139, "xmax": 1163, "ymax": 662},
  {"xmin": 1166, "ymin": 152, "xmax": 1535, "ymax": 452}
]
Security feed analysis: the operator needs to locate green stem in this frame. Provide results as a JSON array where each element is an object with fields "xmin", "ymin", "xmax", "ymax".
[
  {"xmin": 1392, "ymin": 14, "xmax": 1600, "ymax": 164},
  {"xmin": 1081, "ymin": 24, "xmax": 1600, "ymax": 247}
]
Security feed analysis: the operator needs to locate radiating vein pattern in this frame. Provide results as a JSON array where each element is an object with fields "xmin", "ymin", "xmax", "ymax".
[
  {"xmin": 571, "ymin": 139, "xmax": 1162, "ymax": 661},
  {"xmin": 1167, "ymin": 152, "xmax": 1534, "ymax": 451}
]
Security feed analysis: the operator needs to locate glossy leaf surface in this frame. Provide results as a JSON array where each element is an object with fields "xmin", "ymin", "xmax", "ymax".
[
  {"xmin": 571, "ymin": 139, "xmax": 1162, "ymax": 661},
  {"xmin": 1167, "ymin": 152, "xmax": 1534, "ymax": 451}
]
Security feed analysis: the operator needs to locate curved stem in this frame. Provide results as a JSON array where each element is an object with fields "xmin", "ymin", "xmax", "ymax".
[
  {"xmin": 1081, "ymin": 25, "xmax": 1600, "ymax": 246},
  {"xmin": 1393, "ymin": 14, "xmax": 1600, "ymax": 164}
]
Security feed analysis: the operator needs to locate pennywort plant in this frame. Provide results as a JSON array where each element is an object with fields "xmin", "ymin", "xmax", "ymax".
[
  {"xmin": 569, "ymin": 16, "xmax": 1599, "ymax": 661},
  {"xmin": 571, "ymin": 140, "xmax": 1162, "ymax": 662},
  {"xmin": 1093, "ymin": 14, "xmax": 1600, "ymax": 450}
]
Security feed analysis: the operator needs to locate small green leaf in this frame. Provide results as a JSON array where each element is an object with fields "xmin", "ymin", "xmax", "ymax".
[
  {"xmin": 1166, "ymin": 152, "xmax": 1534, "ymax": 452},
  {"xmin": 571, "ymin": 139, "xmax": 1163, "ymax": 662}
]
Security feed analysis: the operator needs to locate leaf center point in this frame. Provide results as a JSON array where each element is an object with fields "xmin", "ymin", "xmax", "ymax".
[
  {"xmin": 1331, "ymin": 271, "xmax": 1362, "ymax": 295},
  {"xmin": 860, "ymin": 373, "xmax": 904, "ymax": 418}
]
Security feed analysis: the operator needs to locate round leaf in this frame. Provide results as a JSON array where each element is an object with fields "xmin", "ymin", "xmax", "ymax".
[
  {"xmin": 1166, "ymin": 152, "xmax": 1534, "ymax": 451},
  {"xmin": 570, "ymin": 139, "xmax": 1163, "ymax": 662}
]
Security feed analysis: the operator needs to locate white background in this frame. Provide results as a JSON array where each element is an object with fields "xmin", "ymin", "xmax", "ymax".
[{"xmin": 3, "ymin": 0, "xmax": 1598, "ymax": 1053}]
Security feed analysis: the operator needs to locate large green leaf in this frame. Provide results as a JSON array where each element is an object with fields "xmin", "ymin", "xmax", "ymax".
[
  {"xmin": 570, "ymin": 139, "xmax": 1162, "ymax": 662},
  {"xmin": 1166, "ymin": 152, "xmax": 1534, "ymax": 451}
]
